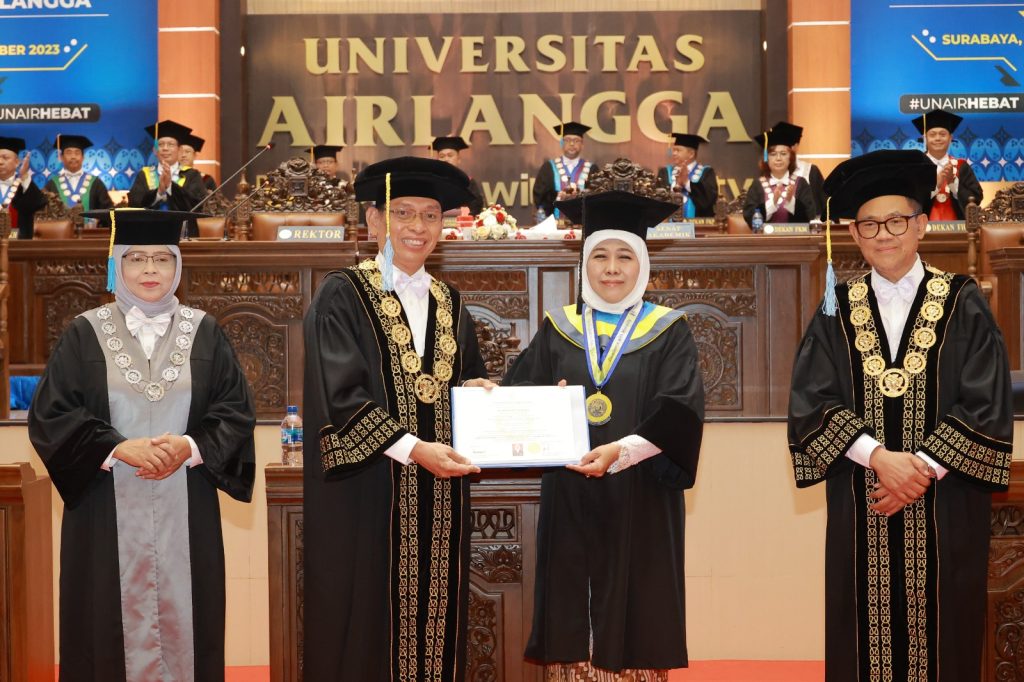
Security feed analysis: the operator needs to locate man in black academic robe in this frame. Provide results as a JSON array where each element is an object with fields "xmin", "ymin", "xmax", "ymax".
[
  {"xmin": 44, "ymin": 134, "xmax": 114, "ymax": 221},
  {"xmin": 788, "ymin": 150, "xmax": 1013, "ymax": 682},
  {"xmin": 432, "ymin": 136, "xmax": 485, "ymax": 215},
  {"xmin": 533, "ymin": 121, "xmax": 594, "ymax": 219},
  {"xmin": 128, "ymin": 119, "xmax": 207, "ymax": 213},
  {"xmin": 911, "ymin": 109, "xmax": 984, "ymax": 220},
  {"xmin": 303, "ymin": 157, "xmax": 491, "ymax": 681},
  {"xmin": 655, "ymin": 133, "xmax": 718, "ymax": 218},
  {"xmin": 0, "ymin": 136, "xmax": 47, "ymax": 239}
]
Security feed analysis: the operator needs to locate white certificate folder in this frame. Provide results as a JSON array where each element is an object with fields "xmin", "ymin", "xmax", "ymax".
[{"xmin": 451, "ymin": 386, "xmax": 591, "ymax": 468}]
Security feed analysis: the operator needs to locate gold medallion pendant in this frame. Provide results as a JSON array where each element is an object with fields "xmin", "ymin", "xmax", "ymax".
[
  {"xmin": 585, "ymin": 392, "xmax": 613, "ymax": 426},
  {"xmin": 855, "ymin": 331, "xmax": 877, "ymax": 353},
  {"xmin": 913, "ymin": 327, "xmax": 937, "ymax": 349},
  {"xmin": 903, "ymin": 351, "xmax": 927, "ymax": 375},
  {"xmin": 850, "ymin": 306, "xmax": 872, "ymax": 327},
  {"xmin": 926, "ymin": 278, "xmax": 950, "ymax": 297},
  {"xmin": 922, "ymin": 301, "xmax": 944, "ymax": 322},
  {"xmin": 381, "ymin": 296, "xmax": 402, "ymax": 318},
  {"xmin": 391, "ymin": 323, "xmax": 412, "ymax": 347},
  {"xmin": 879, "ymin": 368, "xmax": 910, "ymax": 398},
  {"xmin": 414, "ymin": 374, "xmax": 441, "ymax": 404},
  {"xmin": 401, "ymin": 350, "xmax": 422, "ymax": 374},
  {"xmin": 863, "ymin": 355, "xmax": 886, "ymax": 377},
  {"xmin": 438, "ymin": 334, "xmax": 458, "ymax": 356},
  {"xmin": 433, "ymin": 359, "xmax": 453, "ymax": 382},
  {"xmin": 848, "ymin": 281, "xmax": 868, "ymax": 303},
  {"xmin": 436, "ymin": 308, "xmax": 453, "ymax": 328}
]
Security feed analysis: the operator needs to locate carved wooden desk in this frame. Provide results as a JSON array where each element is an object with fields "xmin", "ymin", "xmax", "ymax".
[{"xmin": 9, "ymin": 237, "xmax": 826, "ymax": 420}]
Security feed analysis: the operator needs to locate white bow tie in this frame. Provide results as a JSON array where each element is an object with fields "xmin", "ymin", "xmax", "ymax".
[
  {"xmin": 874, "ymin": 277, "xmax": 917, "ymax": 305},
  {"xmin": 394, "ymin": 270, "xmax": 431, "ymax": 298},
  {"xmin": 770, "ymin": 178, "xmax": 789, "ymax": 187},
  {"xmin": 124, "ymin": 307, "xmax": 172, "ymax": 338}
]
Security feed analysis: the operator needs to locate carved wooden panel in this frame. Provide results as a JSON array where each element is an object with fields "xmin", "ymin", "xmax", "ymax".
[
  {"xmin": 219, "ymin": 314, "xmax": 288, "ymax": 413},
  {"xmin": 467, "ymin": 587, "xmax": 503, "ymax": 682},
  {"xmin": 686, "ymin": 311, "xmax": 741, "ymax": 409},
  {"xmin": 472, "ymin": 507, "xmax": 518, "ymax": 541},
  {"xmin": 986, "ymin": 467, "xmax": 1024, "ymax": 681},
  {"xmin": 470, "ymin": 544, "xmax": 524, "ymax": 584}
]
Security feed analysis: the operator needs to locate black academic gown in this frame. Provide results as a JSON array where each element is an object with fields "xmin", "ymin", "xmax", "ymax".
[
  {"xmin": 796, "ymin": 160, "xmax": 825, "ymax": 219},
  {"xmin": 742, "ymin": 175, "xmax": 818, "ymax": 226},
  {"xmin": 656, "ymin": 164, "xmax": 719, "ymax": 218},
  {"xmin": 505, "ymin": 305, "xmax": 704, "ymax": 672},
  {"xmin": 467, "ymin": 177, "xmax": 485, "ymax": 215},
  {"xmin": 44, "ymin": 174, "xmax": 115, "ymax": 213},
  {"xmin": 949, "ymin": 160, "xmax": 984, "ymax": 219},
  {"xmin": 302, "ymin": 263, "xmax": 488, "ymax": 682},
  {"xmin": 788, "ymin": 270, "xmax": 1013, "ymax": 682},
  {"xmin": 533, "ymin": 159, "xmax": 592, "ymax": 218},
  {"xmin": 6, "ymin": 178, "xmax": 47, "ymax": 239},
  {"xmin": 27, "ymin": 314, "xmax": 256, "ymax": 682},
  {"xmin": 127, "ymin": 166, "xmax": 207, "ymax": 212}
]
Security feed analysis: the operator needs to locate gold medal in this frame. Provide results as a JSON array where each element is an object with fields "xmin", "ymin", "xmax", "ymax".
[
  {"xmin": 855, "ymin": 331, "xmax": 877, "ymax": 353},
  {"xmin": 369, "ymin": 272, "xmax": 383, "ymax": 290},
  {"xmin": 391, "ymin": 323, "xmax": 412, "ymax": 346},
  {"xmin": 850, "ymin": 306, "xmax": 872, "ymax": 327},
  {"xmin": 434, "ymin": 359, "xmax": 453, "ymax": 382},
  {"xmin": 401, "ymin": 350, "xmax": 422, "ymax": 374},
  {"xmin": 926, "ymin": 278, "xmax": 949, "ymax": 297},
  {"xmin": 438, "ymin": 333, "xmax": 458, "ymax": 356},
  {"xmin": 585, "ymin": 392, "xmax": 613, "ymax": 425},
  {"xmin": 922, "ymin": 301, "xmax": 943, "ymax": 322},
  {"xmin": 879, "ymin": 368, "xmax": 910, "ymax": 398},
  {"xmin": 380, "ymin": 296, "xmax": 402, "ymax": 318},
  {"xmin": 903, "ymin": 351, "xmax": 926, "ymax": 375},
  {"xmin": 414, "ymin": 374, "xmax": 440, "ymax": 403},
  {"xmin": 359, "ymin": 259, "xmax": 377, "ymax": 270},
  {"xmin": 436, "ymin": 308, "xmax": 453, "ymax": 329},
  {"xmin": 863, "ymin": 355, "xmax": 886, "ymax": 377},
  {"xmin": 848, "ymin": 281, "xmax": 868, "ymax": 303},
  {"xmin": 913, "ymin": 328, "xmax": 937, "ymax": 349}
]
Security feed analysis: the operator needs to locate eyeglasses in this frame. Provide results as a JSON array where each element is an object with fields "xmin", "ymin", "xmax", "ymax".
[
  {"xmin": 389, "ymin": 206, "xmax": 443, "ymax": 225},
  {"xmin": 122, "ymin": 252, "xmax": 177, "ymax": 269},
  {"xmin": 852, "ymin": 213, "xmax": 921, "ymax": 239}
]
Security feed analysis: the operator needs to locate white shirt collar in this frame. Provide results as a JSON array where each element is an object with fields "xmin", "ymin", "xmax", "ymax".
[
  {"xmin": 63, "ymin": 168, "xmax": 84, "ymax": 179},
  {"xmin": 561, "ymin": 155, "xmax": 581, "ymax": 169},
  {"xmin": 927, "ymin": 153, "xmax": 949, "ymax": 165},
  {"xmin": 769, "ymin": 172, "xmax": 791, "ymax": 185},
  {"xmin": 871, "ymin": 255, "xmax": 924, "ymax": 290}
]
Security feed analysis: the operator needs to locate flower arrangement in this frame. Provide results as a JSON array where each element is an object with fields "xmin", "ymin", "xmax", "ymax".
[{"xmin": 471, "ymin": 204, "xmax": 518, "ymax": 240}]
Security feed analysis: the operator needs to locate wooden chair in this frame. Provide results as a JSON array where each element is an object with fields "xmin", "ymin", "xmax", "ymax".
[
  {"xmin": 232, "ymin": 158, "xmax": 358, "ymax": 240},
  {"xmin": 969, "ymin": 183, "xmax": 1024, "ymax": 312}
]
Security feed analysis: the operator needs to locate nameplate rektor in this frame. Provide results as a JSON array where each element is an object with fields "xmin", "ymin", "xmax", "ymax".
[{"xmin": 277, "ymin": 226, "xmax": 347, "ymax": 241}]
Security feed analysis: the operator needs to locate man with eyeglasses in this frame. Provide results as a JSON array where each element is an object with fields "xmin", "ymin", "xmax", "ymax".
[
  {"xmin": 788, "ymin": 149, "xmax": 1012, "ymax": 681},
  {"xmin": 302, "ymin": 156, "xmax": 495, "ymax": 681}
]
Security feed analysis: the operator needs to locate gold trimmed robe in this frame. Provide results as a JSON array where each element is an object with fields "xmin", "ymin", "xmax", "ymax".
[
  {"xmin": 788, "ymin": 268, "xmax": 1013, "ymax": 681},
  {"xmin": 301, "ymin": 262, "xmax": 488, "ymax": 682}
]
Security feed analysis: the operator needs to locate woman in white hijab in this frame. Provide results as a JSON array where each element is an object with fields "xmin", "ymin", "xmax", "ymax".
[
  {"xmin": 29, "ymin": 208, "xmax": 255, "ymax": 682},
  {"xmin": 507, "ymin": 190, "xmax": 705, "ymax": 681}
]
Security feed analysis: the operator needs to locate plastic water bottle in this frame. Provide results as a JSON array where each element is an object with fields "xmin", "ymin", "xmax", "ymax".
[
  {"xmin": 535, "ymin": 208, "xmax": 546, "ymax": 225},
  {"xmin": 281, "ymin": 405, "xmax": 303, "ymax": 466},
  {"xmin": 751, "ymin": 208, "xmax": 764, "ymax": 234}
]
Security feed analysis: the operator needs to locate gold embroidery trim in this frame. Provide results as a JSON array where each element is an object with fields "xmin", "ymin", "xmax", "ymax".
[
  {"xmin": 319, "ymin": 404, "xmax": 403, "ymax": 471},
  {"xmin": 792, "ymin": 407, "xmax": 866, "ymax": 484},
  {"xmin": 922, "ymin": 419, "xmax": 1011, "ymax": 487}
]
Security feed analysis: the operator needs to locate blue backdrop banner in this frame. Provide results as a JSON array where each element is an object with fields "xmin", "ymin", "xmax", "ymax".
[
  {"xmin": 0, "ymin": 0, "xmax": 158, "ymax": 190},
  {"xmin": 851, "ymin": 0, "xmax": 1024, "ymax": 181}
]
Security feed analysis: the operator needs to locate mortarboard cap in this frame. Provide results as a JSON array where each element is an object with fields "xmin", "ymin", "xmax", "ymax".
[
  {"xmin": 0, "ymin": 137, "xmax": 26, "ymax": 154},
  {"xmin": 312, "ymin": 144, "xmax": 343, "ymax": 160},
  {"xmin": 144, "ymin": 120, "xmax": 192, "ymax": 145},
  {"xmin": 911, "ymin": 109, "xmax": 963, "ymax": 135},
  {"xmin": 431, "ymin": 136, "xmax": 469, "ymax": 152},
  {"xmin": 555, "ymin": 190, "xmax": 678, "ymax": 242},
  {"xmin": 56, "ymin": 134, "xmax": 93, "ymax": 151},
  {"xmin": 85, "ymin": 208, "xmax": 207, "ymax": 292},
  {"xmin": 183, "ymin": 133, "xmax": 205, "ymax": 152},
  {"xmin": 670, "ymin": 133, "xmax": 708, "ymax": 149},
  {"xmin": 823, "ymin": 150, "xmax": 936, "ymax": 219},
  {"xmin": 555, "ymin": 121, "xmax": 591, "ymax": 138},
  {"xmin": 354, "ymin": 156, "xmax": 474, "ymax": 212},
  {"xmin": 770, "ymin": 121, "xmax": 804, "ymax": 144}
]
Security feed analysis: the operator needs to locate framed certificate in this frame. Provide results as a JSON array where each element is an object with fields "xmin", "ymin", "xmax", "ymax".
[{"xmin": 451, "ymin": 386, "xmax": 591, "ymax": 468}]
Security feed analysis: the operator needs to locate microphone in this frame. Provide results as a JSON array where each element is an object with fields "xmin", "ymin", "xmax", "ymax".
[{"xmin": 190, "ymin": 142, "xmax": 276, "ymax": 213}]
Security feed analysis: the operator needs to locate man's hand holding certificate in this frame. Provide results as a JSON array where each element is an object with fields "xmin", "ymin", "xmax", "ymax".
[{"xmin": 451, "ymin": 386, "xmax": 591, "ymax": 467}]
